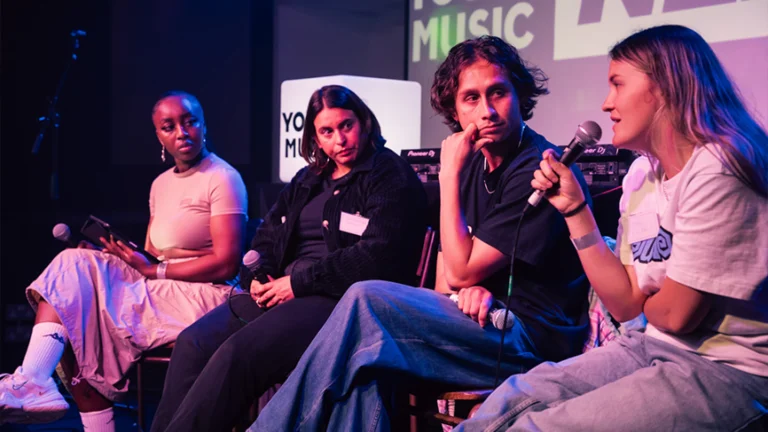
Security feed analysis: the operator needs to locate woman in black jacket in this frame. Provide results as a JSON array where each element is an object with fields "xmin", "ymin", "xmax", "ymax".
[{"xmin": 151, "ymin": 85, "xmax": 428, "ymax": 432}]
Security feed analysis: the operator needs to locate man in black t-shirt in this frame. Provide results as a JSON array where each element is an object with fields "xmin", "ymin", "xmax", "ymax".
[
  {"xmin": 249, "ymin": 36, "xmax": 592, "ymax": 432},
  {"xmin": 451, "ymin": 125, "xmax": 592, "ymax": 361}
]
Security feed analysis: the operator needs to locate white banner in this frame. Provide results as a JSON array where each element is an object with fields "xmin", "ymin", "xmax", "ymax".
[
  {"xmin": 279, "ymin": 75, "xmax": 421, "ymax": 182},
  {"xmin": 409, "ymin": 0, "xmax": 768, "ymax": 149}
]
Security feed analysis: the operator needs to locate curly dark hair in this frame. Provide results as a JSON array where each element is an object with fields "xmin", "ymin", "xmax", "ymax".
[{"xmin": 430, "ymin": 36, "xmax": 549, "ymax": 132}]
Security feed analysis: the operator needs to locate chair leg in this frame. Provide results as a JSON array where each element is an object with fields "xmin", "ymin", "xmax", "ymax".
[
  {"xmin": 409, "ymin": 394, "xmax": 420, "ymax": 432},
  {"xmin": 137, "ymin": 361, "xmax": 145, "ymax": 431},
  {"xmin": 249, "ymin": 400, "xmax": 258, "ymax": 423},
  {"xmin": 230, "ymin": 400, "xmax": 259, "ymax": 432}
]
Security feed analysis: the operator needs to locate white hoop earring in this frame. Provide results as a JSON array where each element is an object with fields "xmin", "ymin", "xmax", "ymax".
[{"xmin": 161, "ymin": 146, "xmax": 166, "ymax": 163}]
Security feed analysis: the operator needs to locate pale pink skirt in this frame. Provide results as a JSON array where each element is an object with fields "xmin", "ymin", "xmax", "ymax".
[{"xmin": 26, "ymin": 248, "xmax": 229, "ymax": 401}]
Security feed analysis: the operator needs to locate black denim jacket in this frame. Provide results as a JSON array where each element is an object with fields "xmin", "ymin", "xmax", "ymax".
[{"xmin": 250, "ymin": 147, "xmax": 428, "ymax": 298}]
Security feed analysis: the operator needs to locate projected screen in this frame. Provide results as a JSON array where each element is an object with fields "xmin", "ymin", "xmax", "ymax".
[{"xmin": 409, "ymin": 0, "xmax": 768, "ymax": 149}]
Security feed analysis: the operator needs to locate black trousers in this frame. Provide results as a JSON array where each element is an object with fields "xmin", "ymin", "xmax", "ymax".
[{"xmin": 150, "ymin": 293, "xmax": 338, "ymax": 432}]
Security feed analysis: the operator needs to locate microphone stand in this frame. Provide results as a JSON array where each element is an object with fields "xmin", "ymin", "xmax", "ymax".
[{"xmin": 31, "ymin": 30, "xmax": 86, "ymax": 201}]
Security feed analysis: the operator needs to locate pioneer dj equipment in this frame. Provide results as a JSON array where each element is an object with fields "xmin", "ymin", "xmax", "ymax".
[
  {"xmin": 574, "ymin": 145, "xmax": 636, "ymax": 193},
  {"xmin": 400, "ymin": 148, "xmax": 441, "ymax": 183},
  {"xmin": 401, "ymin": 145, "xmax": 634, "ymax": 191}
]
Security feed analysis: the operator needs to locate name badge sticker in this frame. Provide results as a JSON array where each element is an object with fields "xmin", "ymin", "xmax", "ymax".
[
  {"xmin": 627, "ymin": 213, "xmax": 659, "ymax": 244},
  {"xmin": 340, "ymin": 212, "xmax": 369, "ymax": 236}
]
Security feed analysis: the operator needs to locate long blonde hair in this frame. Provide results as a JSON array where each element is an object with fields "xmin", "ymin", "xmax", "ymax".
[{"xmin": 610, "ymin": 25, "xmax": 768, "ymax": 196}]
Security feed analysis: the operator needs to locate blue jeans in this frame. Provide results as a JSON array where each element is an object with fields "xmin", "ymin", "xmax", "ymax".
[
  {"xmin": 457, "ymin": 330, "xmax": 768, "ymax": 432},
  {"xmin": 248, "ymin": 281, "xmax": 544, "ymax": 432}
]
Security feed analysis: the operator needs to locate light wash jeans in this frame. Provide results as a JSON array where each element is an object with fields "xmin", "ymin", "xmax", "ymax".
[
  {"xmin": 248, "ymin": 281, "xmax": 545, "ymax": 432},
  {"xmin": 457, "ymin": 330, "xmax": 768, "ymax": 432}
]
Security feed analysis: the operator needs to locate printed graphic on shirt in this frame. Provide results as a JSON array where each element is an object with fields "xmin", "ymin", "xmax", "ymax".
[{"xmin": 631, "ymin": 226, "xmax": 673, "ymax": 264}]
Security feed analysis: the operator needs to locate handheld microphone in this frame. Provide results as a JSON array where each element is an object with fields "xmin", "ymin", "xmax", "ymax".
[
  {"xmin": 229, "ymin": 250, "xmax": 271, "ymax": 323},
  {"xmin": 241, "ymin": 250, "xmax": 270, "ymax": 287},
  {"xmin": 527, "ymin": 121, "xmax": 602, "ymax": 206},
  {"xmin": 449, "ymin": 294, "xmax": 515, "ymax": 331},
  {"xmin": 52, "ymin": 223, "xmax": 77, "ymax": 248}
]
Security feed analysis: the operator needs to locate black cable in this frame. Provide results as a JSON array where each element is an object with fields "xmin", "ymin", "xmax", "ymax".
[
  {"xmin": 228, "ymin": 279, "xmax": 251, "ymax": 326},
  {"xmin": 493, "ymin": 202, "xmax": 530, "ymax": 387}
]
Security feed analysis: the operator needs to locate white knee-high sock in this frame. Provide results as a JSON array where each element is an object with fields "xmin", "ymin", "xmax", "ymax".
[
  {"xmin": 21, "ymin": 322, "xmax": 68, "ymax": 382},
  {"xmin": 80, "ymin": 407, "xmax": 116, "ymax": 432}
]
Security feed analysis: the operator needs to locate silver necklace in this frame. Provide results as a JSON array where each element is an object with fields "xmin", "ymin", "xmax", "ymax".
[{"xmin": 483, "ymin": 124, "xmax": 526, "ymax": 194}]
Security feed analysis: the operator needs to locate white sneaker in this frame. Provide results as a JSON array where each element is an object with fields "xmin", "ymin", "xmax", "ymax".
[{"xmin": 0, "ymin": 367, "xmax": 69, "ymax": 424}]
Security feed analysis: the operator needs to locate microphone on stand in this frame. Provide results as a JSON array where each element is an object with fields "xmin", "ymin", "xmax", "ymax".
[
  {"xmin": 449, "ymin": 294, "xmax": 515, "ymax": 331},
  {"xmin": 52, "ymin": 223, "xmax": 77, "ymax": 248},
  {"xmin": 527, "ymin": 121, "xmax": 603, "ymax": 206},
  {"xmin": 53, "ymin": 223, "xmax": 99, "ymax": 249}
]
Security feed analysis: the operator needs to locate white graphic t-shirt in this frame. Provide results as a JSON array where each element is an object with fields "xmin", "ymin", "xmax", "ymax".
[{"xmin": 616, "ymin": 144, "xmax": 768, "ymax": 377}]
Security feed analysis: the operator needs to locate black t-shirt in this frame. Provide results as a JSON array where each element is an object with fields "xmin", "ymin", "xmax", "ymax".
[
  {"xmin": 284, "ymin": 176, "xmax": 339, "ymax": 276},
  {"xmin": 459, "ymin": 126, "xmax": 591, "ymax": 361}
]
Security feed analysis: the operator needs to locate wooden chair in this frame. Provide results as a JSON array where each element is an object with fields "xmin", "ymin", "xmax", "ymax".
[
  {"xmin": 136, "ymin": 344, "xmax": 174, "ymax": 431},
  {"xmin": 408, "ymin": 389, "xmax": 492, "ymax": 430},
  {"xmin": 416, "ymin": 226, "xmax": 438, "ymax": 288},
  {"xmin": 136, "ymin": 344, "xmax": 260, "ymax": 431},
  {"xmin": 403, "ymin": 224, "xmax": 499, "ymax": 431}
]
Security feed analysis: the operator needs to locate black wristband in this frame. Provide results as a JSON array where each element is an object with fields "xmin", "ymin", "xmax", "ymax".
[{"xmin": 562, "ymin": 201, "xmax": 587, "ymax": 218}]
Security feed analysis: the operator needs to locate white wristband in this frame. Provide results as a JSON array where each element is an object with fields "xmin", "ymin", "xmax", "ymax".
[
  {"xmin": 156, "ymin": 261, "xmax": 169, "ymax": 279},
  {"xmin": 570, "ymin": 228, "xmax": 602, "ymax": 251}
]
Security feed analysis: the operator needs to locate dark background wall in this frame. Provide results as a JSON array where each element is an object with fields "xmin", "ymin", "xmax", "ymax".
[
  {"xmin": 110, "ymin": 0, "xmax": 255, "ymax": 167},
  {"xmin": 2, "ymin": 0, "xmax": 115, "ymax": 367},
  {"xmin": 0, "ymin": 0, "xmax": 407, "ymax": 371}
]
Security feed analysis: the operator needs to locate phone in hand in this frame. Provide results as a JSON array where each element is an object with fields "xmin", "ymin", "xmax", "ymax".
[{"xmin": 81, "ymin": 215, "xmax": 160, "ymax": 264}]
